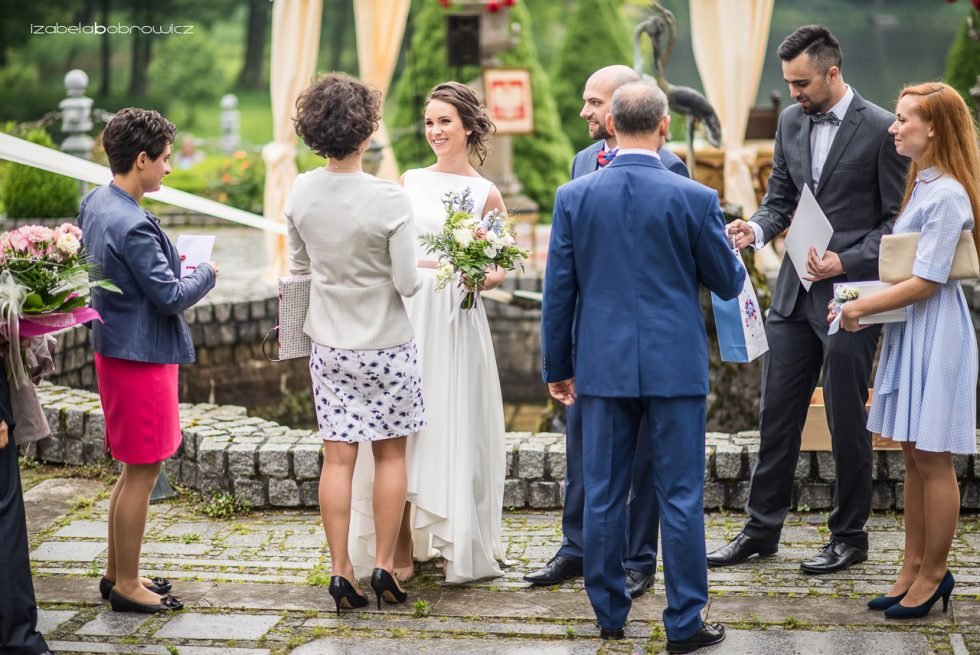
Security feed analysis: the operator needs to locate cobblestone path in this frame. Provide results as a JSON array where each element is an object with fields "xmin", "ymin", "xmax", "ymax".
[{"xmin": 22, "ymin": 474, "xmax": 980, "ymax": 654}]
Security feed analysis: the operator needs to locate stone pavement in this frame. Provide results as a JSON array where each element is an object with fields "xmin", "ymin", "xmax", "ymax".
[{"xmin": 21, "ymin": 474, "xmax": 980, "ymax": 654}]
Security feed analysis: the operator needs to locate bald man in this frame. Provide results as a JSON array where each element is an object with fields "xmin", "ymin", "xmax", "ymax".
[{"xmin": 525, "ymin": 65, "xmax": 687, "ymax": 599}]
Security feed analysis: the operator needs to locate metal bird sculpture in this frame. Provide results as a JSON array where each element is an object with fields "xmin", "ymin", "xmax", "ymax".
[{"xmin": 632, "ymin": 3, "xmax": 723, "ymax": 173}]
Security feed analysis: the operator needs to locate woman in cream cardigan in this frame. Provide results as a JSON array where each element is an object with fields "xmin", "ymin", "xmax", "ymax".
[{"xmin": 286, "ymin": 73, "xmax": 423, "ymax": 614}]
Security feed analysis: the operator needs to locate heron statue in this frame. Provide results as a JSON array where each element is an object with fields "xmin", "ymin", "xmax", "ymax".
[{"xmin": 632, "ymin": 2, "xmax": 722, "ymax": 175}]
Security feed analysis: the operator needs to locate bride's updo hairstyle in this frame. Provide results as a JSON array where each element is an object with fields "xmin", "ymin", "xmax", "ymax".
[{"xmin": 426, "ymin": 82, "xmax": 497, "ymax": 165}]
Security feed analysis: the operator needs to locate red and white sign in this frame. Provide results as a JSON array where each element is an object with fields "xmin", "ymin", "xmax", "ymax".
[{"xmin": 483, "ymin": 68, "xmax": 534, "ymax": 134}]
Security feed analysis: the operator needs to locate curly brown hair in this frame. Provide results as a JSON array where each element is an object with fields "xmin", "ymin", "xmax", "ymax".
[
  {"xmin": 102, "ymin": 107, "xmax": 176, "ymax": 175},
  {"xmin": 426, "ymin": 82, "xmax": 496, "ymax": 165},
  {"xmin": 293, "ymin": 73, "xmax": 381, "ymax": 159}
]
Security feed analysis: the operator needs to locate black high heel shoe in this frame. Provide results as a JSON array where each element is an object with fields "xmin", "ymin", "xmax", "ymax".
[
  {"xmin": 370, "ymin": 568, "xmax": 408, "ymax": 610},
  {"xmin": 328, "ymin": 576, "xmax": 369, "ymax": 616},
  {"xmin": 884, "ymin": 571, "xmax": 954, "ymax": 619},
  {"xmin": 867, "ymin": 590, "xmax": 907, "ymax": 611}
]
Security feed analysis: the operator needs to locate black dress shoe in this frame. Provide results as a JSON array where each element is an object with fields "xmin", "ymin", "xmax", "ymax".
[
  {"xmin": 109, "ymin": 588, "xmax": 183, "ymax": 613},
  {"xmin": 99, "ymin": 576, "xmax": 173, "ymax": 600},
  {"xmin": 800, "ymin": 539, "xmax": 868, "ymax": 575},
  {"xmin": 626, "ymin": 569, "xmax": 654, "ymax": 598},
  {"xmin": 594, "ymin": 621, "xmax": 625, "ymax": 640},
  {"xmin": 523, "ymin": 554, "xmax": 583, "ymax": 585},
  {"xmin": 667, "ymin": 622, "xmax": 726, "ymax": 653},
  {"xmin": 706, "ymin": 532, "xmax": 778, "ymax": 567}
]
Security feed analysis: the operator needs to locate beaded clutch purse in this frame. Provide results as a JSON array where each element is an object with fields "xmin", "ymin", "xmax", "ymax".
[{"xmin": 262, "ymin": 274, "xmax": 311, "ymax": 361}]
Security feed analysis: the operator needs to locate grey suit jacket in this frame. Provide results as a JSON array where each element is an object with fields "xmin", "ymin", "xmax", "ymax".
[
  {"xmin": 571, "ymin": 141, "xmax": 690, "ymax": 180},
  {"xmin": 752, "ymin": 89, "xmax": 907, "ymax": 316}
]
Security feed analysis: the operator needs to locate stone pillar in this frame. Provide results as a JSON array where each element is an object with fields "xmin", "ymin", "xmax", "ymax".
[
  {"xmin": 59, "ymin": 69, "xmax": 94, "ymax": 160},
  {"xmin": 453, "ymin": 2, "xmax": 541, "ymax": 252},
  {"xmin": 220, "ymin": 94, "xmax": 241, "ymax": 154}
]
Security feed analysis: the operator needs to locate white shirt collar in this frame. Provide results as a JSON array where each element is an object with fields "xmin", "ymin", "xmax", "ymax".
[
  {"xmin": 616, "ymin": 148, "xmax": 661, "ymax": 159},
  {"xmin": 825, "ymin": 85, "xmax": 853, "ymax": 122}
]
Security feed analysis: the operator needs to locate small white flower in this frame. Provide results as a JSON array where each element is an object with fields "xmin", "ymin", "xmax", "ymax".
[
  {"xmin": 483, "ymin": 245, "xmax": 498, "ymax": 259},
  {"xmin": 501, "ymin": 234, "xmax": 515, "ymax": 247},
  {"xmin": 55, "ymin": 232, "xmax": 81, "ymax": 256},
  {"xmin": 435, "ymin": 262, "xmax": 454, "ymax": 282},
  {"xmin": 452, "ymin": 228, "xmax": 473, "ymax": 249}
]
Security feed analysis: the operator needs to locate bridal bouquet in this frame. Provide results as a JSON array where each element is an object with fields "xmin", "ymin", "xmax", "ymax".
[
  {"xmin": 420, "ymin": 188, "xmax": 530, "ymax": 310},
  {"xmin": 0, "ymin": 223, "xmax": 118, "ymax": 384}
]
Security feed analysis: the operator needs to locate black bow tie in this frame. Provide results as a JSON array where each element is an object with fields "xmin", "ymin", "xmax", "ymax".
[{"xmin": 810, "ymin": 111, "xmax": 841, "ymax": 126}]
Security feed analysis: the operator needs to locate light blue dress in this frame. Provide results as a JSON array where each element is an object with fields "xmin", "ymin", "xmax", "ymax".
[{"xmin": 867, "ymin": 167, "xmax": 978, "ymax": 454}]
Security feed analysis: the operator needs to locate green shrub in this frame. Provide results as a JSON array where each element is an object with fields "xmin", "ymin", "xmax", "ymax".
[
  {"xmin": 944, "ymin": 9, "xmax": 980, "ymax": 105},
  {"xmin": 2, "ymin": 128, "xmax": 79, "ymax": 218},
  {"xmin": 207, "ymin": 150, "xmax": 265, "ymax": 214},
  {"xmin": 388, "ymin": 2, "xmax": 573, "ymax": 217},
  {"xmin": 148, "ymin": 33, "xmax": 225, "ymax": 130}
]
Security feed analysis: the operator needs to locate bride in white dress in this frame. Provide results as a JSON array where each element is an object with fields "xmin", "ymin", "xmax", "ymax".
[{"xmin": 348, "ymin": 82, "xmax": 509, "ymax": 583}]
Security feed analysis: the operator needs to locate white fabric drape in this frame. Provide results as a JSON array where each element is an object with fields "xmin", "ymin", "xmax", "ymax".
[
  {"xmin": 263, "ymin": 0, "xmax": 324, "ymax": 277},
  {"xmin": 0, "ymin": 133, "xmax": 282, "ymax": 232},
  {"xmin": 689, "ymin": 0, "xmax": 774, "ymax": 219},
  {"xmin": 353, "ymin": 0, "xmax": 411, "ymax": 181}
]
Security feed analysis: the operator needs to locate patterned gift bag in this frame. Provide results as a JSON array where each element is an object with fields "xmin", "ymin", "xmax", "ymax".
[{"xmin": 711, "ymin": 248, "xmax": 769, "ymax": 363}]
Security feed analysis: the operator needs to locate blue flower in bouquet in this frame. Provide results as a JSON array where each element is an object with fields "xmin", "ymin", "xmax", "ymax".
[{"xmin": 420, "ymin": 188, "xmax": 530, "ymax": 310}]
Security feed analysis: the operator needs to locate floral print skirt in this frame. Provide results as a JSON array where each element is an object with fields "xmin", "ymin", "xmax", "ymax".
[{"xmin": 310, "ymin": 340, "xmax": 425, "ymax": 443}]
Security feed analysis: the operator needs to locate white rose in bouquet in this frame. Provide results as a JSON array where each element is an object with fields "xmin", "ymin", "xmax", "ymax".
[
  {"xmin": 452, "ymin": 228, "xmax": 473, "ymax": 249},
  {"xmin": 56, "ymin": 232, "xmax": 81, "ymax": 257}
]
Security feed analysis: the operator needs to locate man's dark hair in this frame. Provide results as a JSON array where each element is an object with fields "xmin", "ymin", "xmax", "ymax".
[
  {"xmin": 777, "ymin": 25, "xmax": 842, "ymax": 73},
  {"xmin": 611, "ymin": 82, "xmax": 668, "ymax": 136},
  {"xmin": 102, "ymin": 108, "xmax": 176, "ymax": 175},
  {"xmin": 293, "ymin": 72, "xmax": 381, "ymax": 159}
]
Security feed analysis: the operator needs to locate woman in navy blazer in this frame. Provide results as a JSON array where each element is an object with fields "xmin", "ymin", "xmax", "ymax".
[{"xmin": 78, "ymin": 108, "xmax": 217, "ymax": 614}]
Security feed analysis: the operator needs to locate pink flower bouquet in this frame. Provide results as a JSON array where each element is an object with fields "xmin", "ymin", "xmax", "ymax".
[{"xmin": 0, "ymin": 223, "xmax": 119, "ymax": 384}]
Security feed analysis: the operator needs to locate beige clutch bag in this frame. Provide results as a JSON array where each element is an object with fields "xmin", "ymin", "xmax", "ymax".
[{"xmin": 879, "ymin": 230, "xmax": 979, "ymax": 283}]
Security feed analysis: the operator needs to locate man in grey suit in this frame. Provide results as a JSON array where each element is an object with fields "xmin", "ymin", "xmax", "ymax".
[
  {"xmin": 525, "ymin": 65, "xmax": 687, "ymax": 599},
  {"xmin": 708, "ymin": 25, "xmax": 907, "ymax": 574}
]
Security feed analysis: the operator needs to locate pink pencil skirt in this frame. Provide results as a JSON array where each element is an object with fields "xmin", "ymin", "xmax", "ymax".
[{"xmin": 95, "ymin": 353, "xmax": 182, "ymax": 465}]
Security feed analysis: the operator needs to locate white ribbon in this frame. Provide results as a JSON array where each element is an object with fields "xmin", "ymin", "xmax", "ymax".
[
  {"xmin": 447, "ymin": 284, "xmax": 491, "ymax": 359},
  {"xmin": 0, "ymin": 270, "xmax": 29, "ymax": 387}
]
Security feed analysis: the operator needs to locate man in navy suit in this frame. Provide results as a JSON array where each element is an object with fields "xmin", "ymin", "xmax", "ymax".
[
  {"xmin": 0, "ymin": 375, "xmax": 52, "ymax": 654},
  {"xmin": 541, "ymin": 81, "xmax": 744, "ymax": 649},
  {"xmin": 525, "ymin": 65, "xmax": 688, "ymax": 599}
]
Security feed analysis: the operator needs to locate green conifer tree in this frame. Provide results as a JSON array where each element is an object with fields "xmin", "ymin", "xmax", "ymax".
[
  {"xmin": 388, "ymin": 1, "xmax": 573, "ymax": 216},
  {"xmin": 944, "ymin": 8, "xmax": 980, "ymax": 106},
  {"xmin": 550, "ymin": 0, "xmax": 633, "ymax": 154}
]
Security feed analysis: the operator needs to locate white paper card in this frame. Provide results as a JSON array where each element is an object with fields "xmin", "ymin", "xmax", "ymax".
[
  {"xmin": 784, "ymin": 184, "xmax": 834, "ymax": 292},
  {"xmin": 828, "ymin": 281, "xmax": 906, "ymax": 335},
  {"xmin": 176, "ymin": 234, "xmax": 215, "ymax": 278}
]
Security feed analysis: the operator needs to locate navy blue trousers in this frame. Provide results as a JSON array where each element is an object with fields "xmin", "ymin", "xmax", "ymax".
[
  {"xmin": 557, "ymin": 402, "xmax": 660, "ymax": 573},
  {"xmin": 0, "ymin": 375, "xmax": 49, "ymax": 654},
  {"xmin": 579, "ymin": 395, "xmax": 708, "ymax": 640}
]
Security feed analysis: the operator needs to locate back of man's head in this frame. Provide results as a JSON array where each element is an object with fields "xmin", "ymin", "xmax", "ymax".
[
  {"xmin": 777, "ymin": 24, "xmax": 842, "ymax": 73},
  {"xmin": 610, "ymin": 82, "xmax": 668, "ymax": 137}
]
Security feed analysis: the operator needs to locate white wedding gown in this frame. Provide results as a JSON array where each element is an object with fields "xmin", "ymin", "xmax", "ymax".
[{"xmin": 348, "ymin": 168, "xmax": 508, "ymax": 583}]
